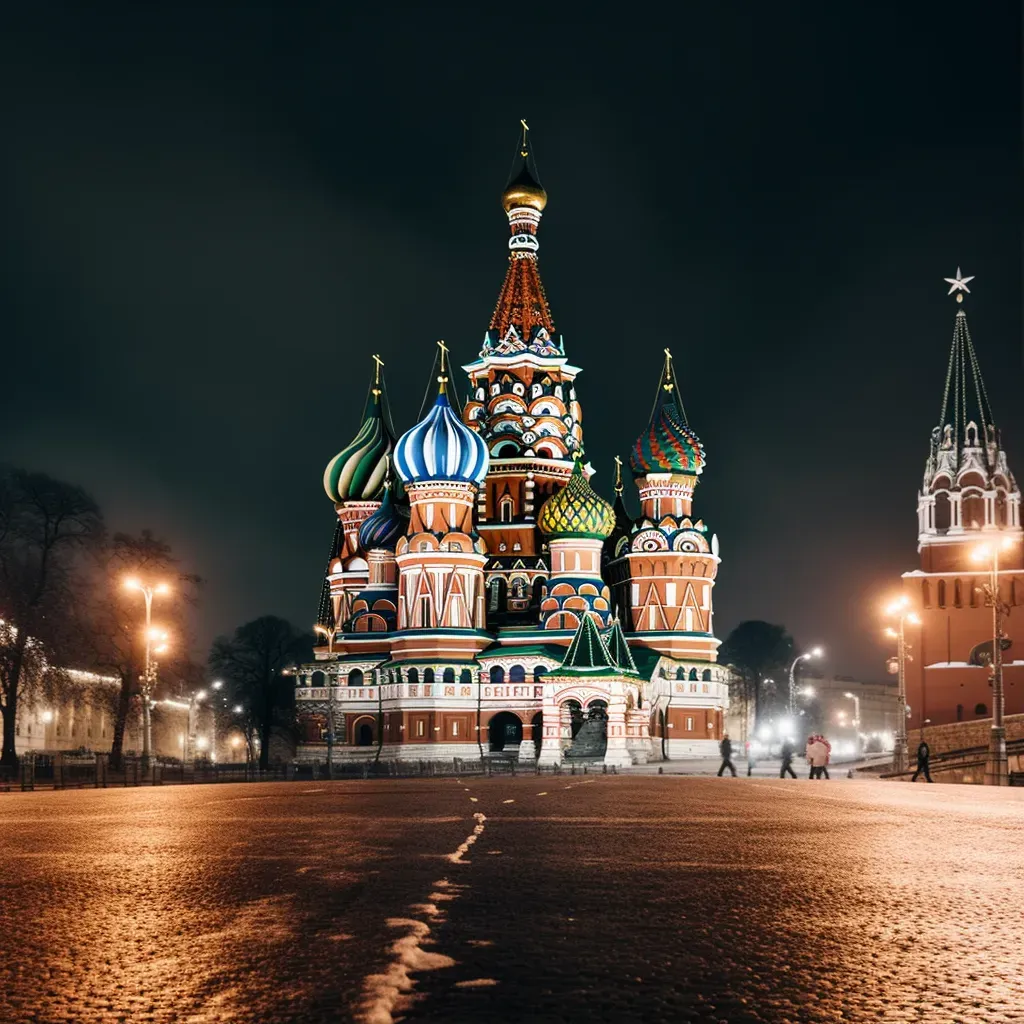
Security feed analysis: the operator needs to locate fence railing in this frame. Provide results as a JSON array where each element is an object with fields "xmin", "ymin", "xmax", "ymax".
[{"xmin": 0, "ymin": 754, "xmax": 619, "ymax": 792}]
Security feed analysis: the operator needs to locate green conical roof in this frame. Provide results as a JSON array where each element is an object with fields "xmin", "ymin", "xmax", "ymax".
[
  {"xmin": 602, "ymin": 620, "xmax": 639, "ymax": 675},
  {"xmin": 561, "ymin": 614, "xmax": 614, "ymax": 672}
]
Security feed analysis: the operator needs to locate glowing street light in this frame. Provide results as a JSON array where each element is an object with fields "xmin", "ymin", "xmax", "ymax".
[
  {"xmin": 972, "ymin": 535, "xmax": 1020, "ymax": 785},
  {"xmin": 122, "ymin": 577, "xmax": 172, "ymax": 769},
  {"xmin": 788, "ymin": 646, "xmax": 824, "ymax": 716},
  {"xmin": 883, "ymin": 594, "xmax": 920, "ymax": 773}
]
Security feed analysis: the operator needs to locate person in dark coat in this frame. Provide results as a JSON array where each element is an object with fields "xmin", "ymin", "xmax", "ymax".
[
  {"xmin": 911, "ymin": 739, "xmax": 934, "ymax": 783},
  {"xmin": 779, "ymin": 737, "xmax": 798, "ymax": 778},
  {"xmin": 717, "ymin": 734, "xmax": 737, "ymax": 777}
]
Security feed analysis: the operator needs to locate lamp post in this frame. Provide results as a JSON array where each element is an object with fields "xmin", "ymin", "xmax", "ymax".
[
  {"xmin": 788, "ymin": 647, "xmax": 823, "ymax": 717},
  {"xmin": 884, "ymin": 596, "xmax": 920, "ymax": 774},
  {"xmin": 123, "ymin": 579, "xmax": 171, "ymax": 770},
  {"xmin": 972, "ymin": 536, "xmax": 1019, "ymax": 786}
]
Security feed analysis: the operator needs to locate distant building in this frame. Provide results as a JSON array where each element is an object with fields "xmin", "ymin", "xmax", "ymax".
[
  {"xmin": 293, "ymin": 130, "xmax": 731, "ymax": 765},
  {"xmin": 12, "ymin": 670, "xmax": 218, "ymax": 762},
  {"xmin": 901, "ymin": 277, "xmax": 1023, "ymax": 730},
  {"xmin": 804, "ymin": 672, "xmax": 898, "ymax": 743}
]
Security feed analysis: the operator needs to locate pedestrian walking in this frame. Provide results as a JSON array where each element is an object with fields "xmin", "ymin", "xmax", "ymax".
[
  {"xmin": 911, "ymin": 739, "xmax": 934, "ymax": 783},
  {"xmin": 806, "ymin": 736, "xmax": 830, "ymax": 779},
  {"xmin": 779, "ymin": 737, "xmax": 797, "ymax": 778},
  {"xmin": 717, "ymin": 734, "xmax": 737, "ymax": 777}
]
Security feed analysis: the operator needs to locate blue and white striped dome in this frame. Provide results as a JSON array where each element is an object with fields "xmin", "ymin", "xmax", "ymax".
[{"xmin": 394, "ymin": 392, "xmax": 489, "ymax": 486}]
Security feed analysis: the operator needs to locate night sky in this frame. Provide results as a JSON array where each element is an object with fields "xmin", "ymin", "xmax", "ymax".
[{"xmin": 1, "ymin": 4, "xmax": 1020, "ymax": 679}]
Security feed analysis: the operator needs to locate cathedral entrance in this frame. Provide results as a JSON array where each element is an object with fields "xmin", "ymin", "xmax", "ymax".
[
  {"xmin": 564, "ymin": 699, "xmax": 608, "ymax": 760},
  {"xmin": 488, "ymin": 712, "xmax": 523, "ymax": 752}
]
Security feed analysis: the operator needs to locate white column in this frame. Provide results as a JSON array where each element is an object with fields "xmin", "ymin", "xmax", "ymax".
[
  {"xmin": 537, "ymin": 692, "xmax": 561, "ymax": 766},
  {"xmin": 603, "ymin": 682, "xmax": 632, "ymax": 768}
]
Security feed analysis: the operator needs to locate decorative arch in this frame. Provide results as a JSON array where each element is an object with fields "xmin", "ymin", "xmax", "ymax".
[
  {"xmin": 489, "ymin": 665, "xmax": 505, "ymax": 685},
  {"xmin": 347, "ymin": 668, "xmax": 364, "ymax": 687},
  {"xmin": 509, "ymin": 665, "xmax": 526, "ymax": 683}
]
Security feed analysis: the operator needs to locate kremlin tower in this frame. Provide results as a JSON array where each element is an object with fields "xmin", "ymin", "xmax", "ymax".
[
  {"xmin": 901, "ymin": 271, "xmax": 1024, "ymax": 734},
  {"xmin": 294, "ymin": 127, "xmax": 730, "ymax": 763}
]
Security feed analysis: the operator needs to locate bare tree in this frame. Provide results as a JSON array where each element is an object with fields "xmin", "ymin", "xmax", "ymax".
[
  {"xmin": 0, "ymin": 468, "xmax": 103, "ymax": 769},
  {"xmin": 209, "ymin": 616, "xmax": 310, "ymax": 770}
]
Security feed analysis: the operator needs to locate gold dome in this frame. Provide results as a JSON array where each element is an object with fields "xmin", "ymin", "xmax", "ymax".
[
  {"xmin": 502, "ymin": 161, "xmax": 548, "ymax": 213},
  {"xmin": 538, "ymin": 458, "xmax": 616, "ymax": 540}
]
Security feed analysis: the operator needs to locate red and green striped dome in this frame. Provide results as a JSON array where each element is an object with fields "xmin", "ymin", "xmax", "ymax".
[{"xmin": 630, "ymin": 355, "xmax": 705, "ymax": 477}]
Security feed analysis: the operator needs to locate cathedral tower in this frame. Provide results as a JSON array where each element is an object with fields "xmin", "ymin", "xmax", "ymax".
[
  {"xmin": 392, "ymin": 344, "xmax": 492, "ymax": 661},
  {"xmin": 902, "ymin": 270, "xmax": 1024, "ymax": 730},
  {"xmin": 608, "ymin": 352, "xmax": 721, "ymax": 660},
  {"xmin": 462, "ymin": 125, "xmax": 583, "ymax": 624},
  {"xmin": 317, "ymin": 358, "xmax": 395, "ymax": 645},
  {"xmin": 536, "ymin": 457, "xmax": 616, "ymax": 630}
]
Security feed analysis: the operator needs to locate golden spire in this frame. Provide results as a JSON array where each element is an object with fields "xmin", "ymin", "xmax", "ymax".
[
  {"xmin": 437, "ymin": 339, "xmax": 449, "ymax": 394},
  {"xmin": 520, "ymin": 118, "xmax": 529, "ymax": 157},
  {"xmin": 372, "ymin": 353, "xmax": 384, "ymax": 398},
  {"xmin": 613, "ymin": 455, "xmax": 623, "ymax": 495}
]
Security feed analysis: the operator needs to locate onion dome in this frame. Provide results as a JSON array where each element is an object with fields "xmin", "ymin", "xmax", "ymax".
[
  {"xmin": 323, "ymin": 378, "xmax": 394, "ymax": 504},
  {"xmin": 394, "ymin": 360, "xmax": 489, "ymax": 486},
  {"xmin": 357, "ymin": 484, "xmax": 408, "ymax": 552},
  {"xmin": 538, "ymin": 457, "xmax": 616, "ymax": 540},
  {"xmin": 502, "ymin": 159, "xmax": 547, "ymax": 213},
  {"xmin": 630, "ymin": 351, "xmax": 706, "ymax": 477}
]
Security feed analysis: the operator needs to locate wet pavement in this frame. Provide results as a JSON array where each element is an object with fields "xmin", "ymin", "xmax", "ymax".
[{"xmin": 1, "ymin": 776, "xmax": 1022, "ymax": 1023}]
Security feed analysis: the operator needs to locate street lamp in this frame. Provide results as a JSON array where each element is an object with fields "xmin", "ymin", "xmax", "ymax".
[
  {"xmin": 788, "ymin": 647, "xmax": 824, "ymax": 716},
  {"xmin": 972, "ymin": 536, "xmax": 1019, "ymax": 786},
  {"xmin": 883, "ymin": 595, "xmax": 920, "ymax": 774},
  {"xmin": 123, "ymin": 578, "xmax": 171, "ymax": 769}
]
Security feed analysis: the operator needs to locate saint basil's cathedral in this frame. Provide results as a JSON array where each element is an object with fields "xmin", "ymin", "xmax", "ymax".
[{"xmin": 294, "ymin": 131, "xmax": 730, "ymax": 765}]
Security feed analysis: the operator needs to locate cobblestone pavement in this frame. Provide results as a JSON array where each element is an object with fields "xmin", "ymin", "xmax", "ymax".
[{"xmin": 1, "ymin": 777, "xmax": 1022, "ymax": 1023}]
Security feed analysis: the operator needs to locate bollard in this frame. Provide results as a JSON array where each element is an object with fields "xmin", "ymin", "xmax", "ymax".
[
  {"xmin": 658, "ymin": 766, "xmax": 664, "ymax": 775},
  {"xmin": 602, "ymin": 764, "xmax": 607, "ymax": 774}
]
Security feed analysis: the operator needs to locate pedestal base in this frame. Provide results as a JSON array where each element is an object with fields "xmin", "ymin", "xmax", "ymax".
[{"xmin": 517, "ymin": 739, "xmax": 537, "ymax": 763}]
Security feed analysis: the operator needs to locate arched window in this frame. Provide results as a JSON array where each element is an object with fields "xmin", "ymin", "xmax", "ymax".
[
  {"xmin": 676, "ymin": 667, "xmax": 686, "ymax": 681},
  {"xmin": 423, "ymin": 668, "xmax": 435, "ymax": 685},
  {"xmin": 702, "ymin": 669, "xmax": 712, "ymax": 681},
  {"xmin": 443, "ymin": 667, "xmax": 455, "ymax": 684},
  {"xmin": 996, "ymin": 490, "xmax": 1009, "ymax": 527},
  {"xmin": 962, "ymin": 491, "xmax": 985, "ymax": 529},
  {"xmin": 500, "ymin": 496, "xmax": 514, "ymax": 523},
  {"xmin": 974, "ymin": 703, "xmax": 988, "ymax": 716},
  {"xmin": 937, "ymin": 580, "xmax": 946, "ymax": 608},
  {"xmin": 348, "ymin": 668, "xmax": 364, "ymax": 687},
  {"xmin": 489, "ymin": 665, "xmax": 505, "ymax": 685},
  {"xmin": 922, "ymin": 580, "xmax": 931, "ymax": 608},
  {"xmin": 408, "ymin": 668, "xmax": 419, "ymax": 686},
  {"xmin": 460, "ymin": 669, "xmax": 473, "ymax": 686},
  {"xmin": 934, "ymin": 493, "xmax": 951, "ymax": 531},
  {"xmin": 954, "ymin": 579, "xmax": 962, "ymax": 607},
  {"xmin": 689, "ymin": 668, "xmax": 698, "ymax": 681},
  {"xmin": 509, "ymin": 665, "xmax": 526, "ymax": 683},
  {"xmin": 533, "ymin": 665, "xmax": 547, "ymax": 683}
]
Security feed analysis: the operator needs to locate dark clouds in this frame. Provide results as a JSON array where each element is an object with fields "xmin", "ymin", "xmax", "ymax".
[{"xmin": 0, "ymin": 3, "xmax": 1019, "ymax": 677}]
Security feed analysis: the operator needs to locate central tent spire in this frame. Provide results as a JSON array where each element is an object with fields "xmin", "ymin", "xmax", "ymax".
[{"xmin": 485, "ymin": 121, "xmax": 559, "ymax": 357}]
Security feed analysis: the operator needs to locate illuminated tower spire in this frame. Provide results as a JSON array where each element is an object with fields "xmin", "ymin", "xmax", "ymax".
[
  {"xmin": 485, "ymin": 121, "xmax": 558, "ymax": 357},
  {"xmin": 918, "ymin": 270, "xmax": 1020, "ymax": 553}
]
